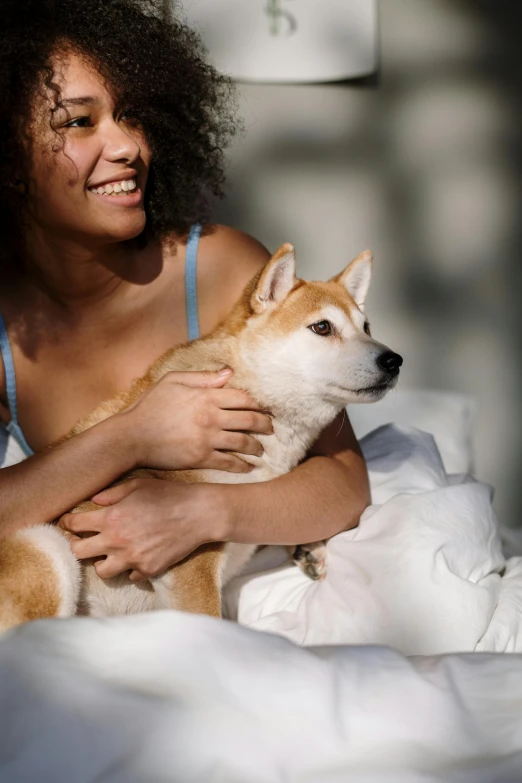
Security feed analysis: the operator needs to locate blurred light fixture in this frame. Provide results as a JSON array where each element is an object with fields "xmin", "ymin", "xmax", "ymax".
[{"xmin": 180, "ymin": 0, "xmax": 378, "ymax": 83}]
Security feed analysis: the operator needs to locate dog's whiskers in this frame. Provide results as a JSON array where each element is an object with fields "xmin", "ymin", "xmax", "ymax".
[{"xmin": 335, "ymin": 408, "xmax": 348, "ymax": 438}]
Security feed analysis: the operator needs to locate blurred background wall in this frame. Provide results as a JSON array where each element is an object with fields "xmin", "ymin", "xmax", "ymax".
[{"xmin": 212, "ymin": 0, "xmax": 522, "ymax": 527}]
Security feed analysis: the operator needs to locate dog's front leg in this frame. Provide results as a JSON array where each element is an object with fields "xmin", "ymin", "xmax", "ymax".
[{"xmin": 151, "ymin": 543, "xmax": 225, "ymax": 617}]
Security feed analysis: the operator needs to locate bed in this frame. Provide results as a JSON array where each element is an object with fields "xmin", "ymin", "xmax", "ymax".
[{"xmin": 1, "ymin": 389, "xmax": 521, "ymax": 782}]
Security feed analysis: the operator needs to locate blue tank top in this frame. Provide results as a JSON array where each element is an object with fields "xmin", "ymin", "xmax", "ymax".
[{"xmin": 0, "ymin": 223, "xmax": 202, "ymax": 461}]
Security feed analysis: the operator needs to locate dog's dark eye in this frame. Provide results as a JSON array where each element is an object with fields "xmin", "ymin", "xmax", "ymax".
[
  {"xmin": 309, "ymin": 320, "xmax": 332, "ymax": 337},
  {"xmin": 363, "ymin": 321, "xmax": 371, "ymax": 336}
]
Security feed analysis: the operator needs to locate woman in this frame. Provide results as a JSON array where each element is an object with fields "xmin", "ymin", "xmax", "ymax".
[{"xmin": 0, "ymin": 0, "xmax": 369, "ymax": 584}]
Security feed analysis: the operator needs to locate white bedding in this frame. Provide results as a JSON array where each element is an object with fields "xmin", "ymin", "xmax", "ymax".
[
  {"xmin": 224, "ymin": 423, "xmax": 522, "ymax": 654},
  {"xmin": 2, "ymin": 394, "xmax": 522, "ymax": 781},
  {"xmin": 1, "ymin": 612, "xmax": 522, "ymax": 782}
]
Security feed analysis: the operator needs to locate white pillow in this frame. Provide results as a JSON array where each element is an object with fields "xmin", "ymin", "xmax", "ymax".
[{"xmin": 348, "ymin": 387, "xmax": 477, "ymax": 475}]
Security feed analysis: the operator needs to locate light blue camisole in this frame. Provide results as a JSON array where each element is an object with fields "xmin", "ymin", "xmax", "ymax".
[{"xmin": 0, "ymin": 223, "xmax": 202, "ymax": 461}]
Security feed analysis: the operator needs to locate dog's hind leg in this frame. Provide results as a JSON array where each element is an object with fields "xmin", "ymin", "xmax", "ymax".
[
  {"xmin": 0, "ymin": 526, "xmax": 80, "ymax": 632},
  {"xmin": 152, "ymin": 543, "xmax": 224, "ymax": 618}
]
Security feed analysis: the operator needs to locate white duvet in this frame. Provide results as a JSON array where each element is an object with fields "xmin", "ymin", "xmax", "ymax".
[
  {"xmin": 224, "ymin": 423, "xmax": 522, "ymax": 654},
  {"xmin": 2, "ymin": 408, "xmax": 522, "ymax": 782},
  {"xmin": 2, "ymin": 611, "xmax": 522, "ymax": 783}
]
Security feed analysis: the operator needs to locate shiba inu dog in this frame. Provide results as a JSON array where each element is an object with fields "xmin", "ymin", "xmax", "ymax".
[{"xmin": 0, "ymin": 244, "xmax": 402, "ymax": 629}]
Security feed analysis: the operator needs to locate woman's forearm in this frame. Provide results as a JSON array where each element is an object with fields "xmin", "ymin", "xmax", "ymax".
[
  {"xmin": 0, "ymin": 414, "xmax": 139, "ymax": 535},
  {"xmin": 217, "ymin": 452, "xmax": 371, "ymax": 547}
]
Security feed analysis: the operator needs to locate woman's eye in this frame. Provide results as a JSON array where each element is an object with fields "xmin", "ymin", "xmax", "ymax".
[
  {"xmin": 363, "ymin": 321, "xmax": 371, "ymax": 336},
  {"xmin": 64, "ymin": 116, "xmax": 92, "ymax": 129},
  {"xmin": 309, "ymin": 320, "xmax": 332, "ymax": 337},
  {"xmin": 120, "ymin": 110, "xmax": 141, "ymax": 127}
]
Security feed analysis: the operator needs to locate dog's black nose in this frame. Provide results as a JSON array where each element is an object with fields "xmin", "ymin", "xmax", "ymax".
[{"xmin": 377, "ymin": 351, "xmax": 403, "ymax": 377}]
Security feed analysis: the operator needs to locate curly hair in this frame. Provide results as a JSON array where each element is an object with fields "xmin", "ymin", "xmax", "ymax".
[{"xmin": 0, "ymin": 0, "xmax": 238, "ymax": 266}]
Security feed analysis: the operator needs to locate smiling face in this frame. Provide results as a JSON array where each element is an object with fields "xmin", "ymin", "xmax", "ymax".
[{"xmin": 25, "ymin": 49, "xmax": 151, "ymax": 247}]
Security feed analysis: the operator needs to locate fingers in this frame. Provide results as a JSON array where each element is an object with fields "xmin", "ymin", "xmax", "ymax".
[
  {"xmin": 70, "ymin": 533, "xmax": 107, "ymax": 561},
  {"xmin": 92, "ymin": 480, "xmax": 139, "ymax": 506},
  {"xmin": 94, "ymin": 556, "xmax": 128, "ymax": 580},
  {"xmin": 213, "ymin": 388, "xmax": 263, "ymax": 411},
  {"xmin": 60, "ymin": 509, "xmax": 104, "ymax": 534},
  {"xmin": 217, "ymin": 409, "xmax": 273, "ymax": 434},
  {"xmin": 215, "ymin": 431, "xmax": 264, "ymax": 458},
  {"xmin": 129, "ymin": 570, "xmax": 148, "ymax": 583},
  {"xmin": 207, "ymin": 451, "xmax": 254, "ymax": 474},
  {"xmin": 167, "ymin": 369, "xmax": 232, "ymax": 388}
]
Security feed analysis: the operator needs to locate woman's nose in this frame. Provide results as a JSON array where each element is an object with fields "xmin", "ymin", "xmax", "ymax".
[{"xmin": 104, "ymin": 121, "xmax": 141, "ymax": 164}]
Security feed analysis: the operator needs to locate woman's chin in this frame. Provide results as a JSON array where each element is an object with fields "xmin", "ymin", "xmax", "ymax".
[{"xmin": 95, "ymin": 215, "xmax": 147, "ymax": 243}]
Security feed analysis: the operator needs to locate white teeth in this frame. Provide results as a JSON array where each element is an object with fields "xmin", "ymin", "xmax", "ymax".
[{"xmin": 90, "ymin": 178, "xmax": 137, "ymax": 196}]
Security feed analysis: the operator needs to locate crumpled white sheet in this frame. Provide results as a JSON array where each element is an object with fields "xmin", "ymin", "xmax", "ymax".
[
  {"xmin": 224, "ymin": 424, "xmax": 522, "ymax": 654},
  {"xmin": 2, "ymin": 423, "xmax": 522, "ymax": 782},
  {"xmin": 1, "ymin": 611, "xmax": 522, "ymax": 783}
]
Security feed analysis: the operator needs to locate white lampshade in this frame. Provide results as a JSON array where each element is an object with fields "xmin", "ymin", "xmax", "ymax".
[{"xmin": 180, "ymin": 0, "xmax": 378, "ymax": 84}]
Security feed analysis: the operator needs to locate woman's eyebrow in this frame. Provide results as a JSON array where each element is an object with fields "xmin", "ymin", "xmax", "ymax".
[{"xmin": 58, "ymin": 96, "xmax": 98, "ymax": 108}]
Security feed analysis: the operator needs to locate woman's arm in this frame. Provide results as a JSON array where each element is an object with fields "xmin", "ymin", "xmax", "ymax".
[
  {"xmin": 0, "ymin": 370, "xmax": 271, "ymax": 536},
  {"xmin": 61, "ymin": 411, "xmax": 370, "ymax": 580},
  {"xmin": 217, "ymin": 411, "xmax": 370, "ymax": 546},
  {"xmin": 0, "ymin": 414, "xmax": 137, "ymax": 535}
]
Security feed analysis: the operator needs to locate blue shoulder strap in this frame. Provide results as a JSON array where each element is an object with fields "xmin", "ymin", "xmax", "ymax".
[
  {"xmin": 185, "ymin": 223, "xmax": 202, "ymax": 342},
  {"xmin": 0, "ymin": 313, "xmax": 34, "ymax": 457}
]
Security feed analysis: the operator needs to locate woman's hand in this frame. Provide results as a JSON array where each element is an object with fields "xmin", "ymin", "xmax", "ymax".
[
  {"xmin": 122, "ymin": 368, "xmax": 273, "ymax": 473},
  {"xmin": 59, "ymin": 478, "xmax": 224, "ymax": 582}
]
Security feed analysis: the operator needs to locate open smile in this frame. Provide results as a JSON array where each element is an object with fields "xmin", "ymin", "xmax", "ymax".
[
  {"xmin": 88, "ymin": 185, "xmax": 142, "ymax": 207},
  {"xmin": 89, "ymin": 177, "xmax": 137, "ymax": 195},
  {"xmin": 87, "ymin": 176, "xmax": 142, "ymax": 206}
]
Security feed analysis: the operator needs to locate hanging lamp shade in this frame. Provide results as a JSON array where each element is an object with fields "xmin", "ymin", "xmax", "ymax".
[{"xmin": 180, "ymin": 0, "xmax": 378, "ymax": 84}]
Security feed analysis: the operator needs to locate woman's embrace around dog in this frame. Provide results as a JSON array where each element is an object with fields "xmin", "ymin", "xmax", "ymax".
[{"xmin": 0, "ymin": 0, "xmax": 395, "ymax": 625}]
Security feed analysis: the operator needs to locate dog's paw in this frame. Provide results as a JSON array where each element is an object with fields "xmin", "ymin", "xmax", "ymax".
[{"xmin": 292, "ymin": 541, "xmax": 328, "ymax": 581}]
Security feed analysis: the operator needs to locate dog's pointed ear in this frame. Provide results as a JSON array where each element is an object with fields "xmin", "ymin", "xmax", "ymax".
[
  {"xmin": 251, "ymin": 243, "xmax": 297, "ymax": 314},
  {"xmin": 332, "ymin": 250, "xmax": 372, "ymax": 309}
]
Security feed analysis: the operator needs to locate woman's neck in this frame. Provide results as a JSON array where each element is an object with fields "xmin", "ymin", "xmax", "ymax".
[{"xmin": 15, "ymin": 228, "xmax": 165, "ymax": 317}]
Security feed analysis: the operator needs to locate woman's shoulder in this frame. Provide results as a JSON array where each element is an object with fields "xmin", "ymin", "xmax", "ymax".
[
  {"xmin": 199, "ymin": 224, "xmax": 270, "ymax": 278},
  {"xmin": 195, "ymin": 225, "xmax": 271, "ymax": 331}
]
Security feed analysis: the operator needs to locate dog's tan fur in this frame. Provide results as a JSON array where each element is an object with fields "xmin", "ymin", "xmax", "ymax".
[
  {"xmin": 0, "ymin": 537, "xmax": 60, "ymax": 623},
  {"xmin": 0, "ymin": 245, "xmax": 400, "ymax": 630}
]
